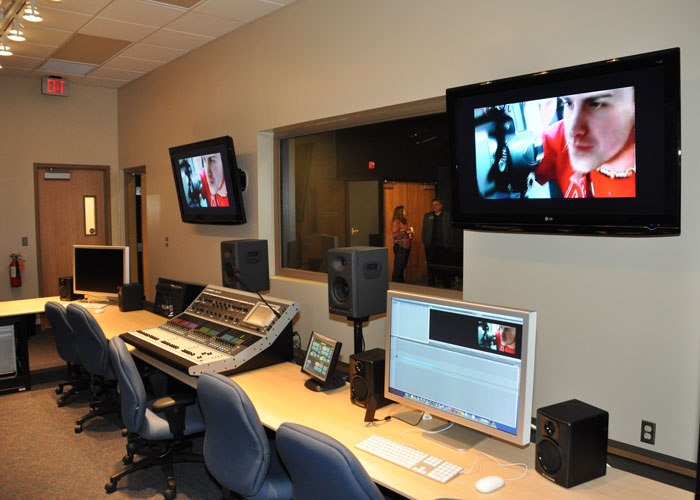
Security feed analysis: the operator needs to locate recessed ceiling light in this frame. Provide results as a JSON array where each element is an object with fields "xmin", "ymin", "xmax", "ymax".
[{"xmin": 39, "ymin": 59, "xmax": 97, "ymax": 76}]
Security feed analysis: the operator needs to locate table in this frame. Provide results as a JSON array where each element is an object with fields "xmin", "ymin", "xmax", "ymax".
[
  {"xmin": 3, "ymin": 300, "xmax": 691, "ymax": 499},
  {"xmin": 88, "ymin": 307, "xmax": 692, "ymax": 500},
  {"xmin": 0, "ymin": 296, "xmax": 64, "ymax": 393}
]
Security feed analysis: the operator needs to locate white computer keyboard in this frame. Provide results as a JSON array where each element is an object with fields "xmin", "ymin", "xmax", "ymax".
[{"xmin": 356, "ymin": 434, "xmax": 463, "ymax": 484}]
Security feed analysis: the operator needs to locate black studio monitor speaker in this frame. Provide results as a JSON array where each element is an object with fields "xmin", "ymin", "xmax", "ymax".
[
  {"xmin": 536, "ymin": 399, "xmax": 609, "ymax": 488},
  {"xmin": 58, "ymin": 276, "xmax": 82, "ymax": 301},
  {"xmin": 118, "ymin": 283, "xmax": 143, "ymax": 312},
  {"xmin": 349, "ymin": 348, "xmax": 389, "ymax": 409},
  {"xmin": 153, "ymin": 278, "xmax": 205, "ymax": 318},
  {"xmin": 327, "ymin": 247, "xmax": 388, "ymax": 319},
  {"xmin": 221, "ymin": 239, "xmax": 270, "ymax": 293}
]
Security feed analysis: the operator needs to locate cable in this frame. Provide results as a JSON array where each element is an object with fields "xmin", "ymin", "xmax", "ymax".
[{"xmin": 462, "ymin": 451, "xmax": 528, "ymax": 481}]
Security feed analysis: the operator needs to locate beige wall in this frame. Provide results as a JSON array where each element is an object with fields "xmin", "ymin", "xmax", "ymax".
[{"xmin": 0, "ymin": 76, "xmax": 119, "ymax": 301}]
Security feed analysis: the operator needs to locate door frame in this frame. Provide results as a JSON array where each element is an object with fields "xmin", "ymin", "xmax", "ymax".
[{"xmin": 34, "ymin": 163, "xmax": 111, "ymax": 297}]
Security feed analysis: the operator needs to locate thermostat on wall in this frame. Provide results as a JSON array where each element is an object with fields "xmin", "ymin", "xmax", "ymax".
[{"xmin": 41, "ymin": 75, "xmax": 69, "ymax": 97}]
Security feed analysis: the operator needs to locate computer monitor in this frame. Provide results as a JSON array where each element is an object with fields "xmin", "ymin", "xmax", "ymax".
[
  {"xmin": 301, "ymin": 331, "xmax": 344, "ymax": 392},
  {"xmin": 384, "ymin": 290, "xmax": 536, "ymax": 450},
  {"xmin": 73, "ymin": 245, "xmax": 130, "ymax": 301}
]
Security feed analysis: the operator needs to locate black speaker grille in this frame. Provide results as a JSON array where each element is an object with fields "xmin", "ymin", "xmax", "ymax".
[{"xmin": 537, "ymin": 438, "xmax": 562, "ymax": 474}]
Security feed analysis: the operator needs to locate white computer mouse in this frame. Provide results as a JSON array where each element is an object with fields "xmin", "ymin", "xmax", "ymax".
[
  {"xmin": 94, "ymin": 308, "xmax": 105, "ymax": 314},
  {"xmin": 475, "ymin": 475, "xmax": 505, "ymax": 494}
]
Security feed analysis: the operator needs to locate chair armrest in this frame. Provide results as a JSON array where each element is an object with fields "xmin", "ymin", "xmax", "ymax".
[
  {"xmin": 151, "ymin": 393, "xmax": 196, "ymax": 413},
  {"xmin": 152, "ymin": 393, "xmax": 197, "ymax": 440}
]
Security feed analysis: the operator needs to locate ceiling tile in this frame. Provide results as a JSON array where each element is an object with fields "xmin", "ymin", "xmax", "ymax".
[
  {"xmin": 36, "ymin": 0, "xmax": 112, "ymax": 16},
  {"xmin": 103, "ymin": 55, "xmax": 164, "ymax": 73},
  {"xmin": 30, "ymin": 5, "xmax": 92, "ymax": 32},
  {"xmin": 82, "ymin": 75, "xmax": 130, "ymax": 88},
  {"xmin": 89, "ymin": 65, "xmax": 144, "ymax": 80},
  {"xmin": 79, "ymin": 16, "xmax": 158, "ymax": 42},
  {"xmin": 0, "ymin": 54, "xmax": 43, "ymax": 70},
  {"xmin": 163, "ymin": 11, "xmax": 244, "ymax": 38},
  {"xmin": 50, "ymin": 34, "xmax": 131, "ymax": 64},
  {"xmin": 16, "ymin": 25, "xmax": 73, "ymax": 47},
  {"xmin": 97, "ymin": 0, "xmax": 187, "ymax": 28},
  {"xmin": 140, "ymin": 0, "xmax": 200, "ymax": 7},
  {"xmin": 7, "ymin": 41, "xmax": 56, "ymax": 59},
  {"xmin": 119, "ymin": 42, "xmax": 186, "ymax": 63},
  {"xmin": 194, "ymin": 0, "xmax": 281, "ymax": 23},
  {"xmin": 0, "ymin": 66, "xmax": 32, "ymax": 77},
  {"xmin": 141, "ymin": 28, "xmax": 212, "ymax": 51}
]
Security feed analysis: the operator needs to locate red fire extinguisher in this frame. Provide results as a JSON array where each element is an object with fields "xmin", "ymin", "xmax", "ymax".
[{"xmin": 9, "ymin": 254, "xmax": 22, "ymax": 287}]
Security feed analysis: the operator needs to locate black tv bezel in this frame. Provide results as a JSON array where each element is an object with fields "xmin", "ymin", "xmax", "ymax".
[
  {"xmin": 446, "ymin": 47, "xmax": 681, "ymax": 236},
  {"xmin": 169, "ymin": 135, "xmax": 247, "ymax": 225}
]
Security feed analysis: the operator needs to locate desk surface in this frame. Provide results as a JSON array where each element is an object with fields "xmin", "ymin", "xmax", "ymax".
[{"xmin": 22, "ymin": 302, "xmax": 690, "ymax": 500}]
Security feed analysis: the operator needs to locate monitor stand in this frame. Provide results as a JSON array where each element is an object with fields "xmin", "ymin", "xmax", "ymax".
[
  {"xmin": 304, "ymin": 376, "xmax": 345, "ymax": 392},
  {"xmin": 394, "ymin": 409, "xmax": 487, "ymax": 452}
]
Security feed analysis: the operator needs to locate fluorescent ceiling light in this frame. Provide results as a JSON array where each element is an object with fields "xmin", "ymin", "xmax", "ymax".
[{"xmin": 39, "ymin": 59, "xmax": 97, "ymax": 76}]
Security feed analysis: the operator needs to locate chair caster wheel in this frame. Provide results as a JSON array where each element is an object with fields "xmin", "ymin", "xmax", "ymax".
[
  {"xmin": 75, "ymin": 425, "xmax": 83, "ymax": 434},
  {"xmin": 55, "ymin": 387, "xmax": 63, "ymax": 394},
  {"xmin": 105, "ymin": 481, "xmax": 117, "ymax": 494},
  {"xmin": 164, "ymin": 488, "xmax": 176, "ymax": 500},
  {"xmin": 122, "ymin": 455, "xmax": 133, "ymax": 465},
  {"xmin": 57, "ymin": 399, "xmax": 66, "ymax": 408}
]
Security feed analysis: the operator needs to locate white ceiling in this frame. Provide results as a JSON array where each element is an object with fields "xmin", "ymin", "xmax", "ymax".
[{"xmin": 0, "ymin": 0, "xmax": 295, "ymax": 88}]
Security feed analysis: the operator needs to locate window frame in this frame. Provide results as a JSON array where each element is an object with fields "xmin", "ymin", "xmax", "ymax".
[{"xmin": 272, "ymin": 95, "xmax": 451, "ymax": 289}]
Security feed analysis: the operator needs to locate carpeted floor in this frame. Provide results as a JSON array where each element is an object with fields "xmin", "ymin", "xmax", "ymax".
[{"xmin": 0, "ymin": 328, "xmax": 221, "ymax": 500}]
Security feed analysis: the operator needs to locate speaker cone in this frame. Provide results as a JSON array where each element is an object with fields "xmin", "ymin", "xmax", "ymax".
[{"xmin": 332, "ymin": 277, "xmax": 349, "ymax": 303}]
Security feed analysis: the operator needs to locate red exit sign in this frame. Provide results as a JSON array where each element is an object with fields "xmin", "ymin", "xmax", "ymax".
[{"xmin": 41, "ymin": 76, "xmax": 69, "ymax": 96}]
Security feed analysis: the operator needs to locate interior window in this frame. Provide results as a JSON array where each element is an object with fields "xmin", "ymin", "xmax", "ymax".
[{"xmin": 277, "ymin": 106, "xmax": 463, "ymax": 290}]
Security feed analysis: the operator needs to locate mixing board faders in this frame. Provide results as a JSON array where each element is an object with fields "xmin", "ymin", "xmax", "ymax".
[{"xmin": 121, "ymin": 284, "xmax": 299, "ymax": 376}]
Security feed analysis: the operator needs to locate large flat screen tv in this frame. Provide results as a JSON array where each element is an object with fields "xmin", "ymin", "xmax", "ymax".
[
  {"xmin": 447, "ymin": 48, "xmax": 680, "ymax": 235},
  {"xmin": 169, "ymin": 136, "xmax": 246, "ymax": 225}
]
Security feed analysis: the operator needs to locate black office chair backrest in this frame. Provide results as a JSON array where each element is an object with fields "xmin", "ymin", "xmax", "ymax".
[
  {"xmin": 276, "ymin": 422, "xmax": 386, "ymax": 500},
  {"xmin": 66, "ymin": 303, "xmax": 114, "ymax": 379},
  {"xmin": 45, "ymin": 301, "xmax": 79, "ymax": 364},
  {"xmin": 197, "ymin": 372, "xmax": 272, "ymax": 498}
]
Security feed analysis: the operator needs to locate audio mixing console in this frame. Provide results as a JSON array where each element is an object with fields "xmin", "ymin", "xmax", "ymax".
[{"xmin": 121, "ymin": 284, "xmax": 299, "ymax": 376}]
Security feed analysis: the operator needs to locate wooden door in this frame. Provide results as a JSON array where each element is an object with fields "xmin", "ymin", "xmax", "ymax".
[
  {"xmin": 383, "ymin": 181, "xmax": 436, "ymax": 284},
  {"xmin": 348, "ymin": 181, "xmax": 379, "ymax": 247},
  {"xmin": 35, "ymin": 164, "xmax": 110, "ymax": 297}
]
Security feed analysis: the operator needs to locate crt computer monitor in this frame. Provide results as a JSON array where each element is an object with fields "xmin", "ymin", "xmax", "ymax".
[
  {"xmin": 384, "ymin": 290, "xmax": 536, "ymax": 450},
  {"xmin": 73, "ymin": 245, "xmax": 130, "ymax": 300}
]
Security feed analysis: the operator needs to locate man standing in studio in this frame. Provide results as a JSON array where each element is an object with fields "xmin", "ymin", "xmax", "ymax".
[{"xmin": 422, "ymin": 198, "xmax": 452, "ymax": 287}]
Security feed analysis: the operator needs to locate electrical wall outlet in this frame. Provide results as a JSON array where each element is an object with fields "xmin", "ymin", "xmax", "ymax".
[{"xmin": 641, "ymin": 420, "xmax": 656, "ymax": 444}]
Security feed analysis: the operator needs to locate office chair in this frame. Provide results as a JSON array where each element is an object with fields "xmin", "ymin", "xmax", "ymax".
[
  {"xmin": 106, "ymin": 336, "xmax": 205, "ymax": 500},
  {"xmin": 196, "ymin": 372, "xmax": 292, "ymax": 500},
  {"xmin": 66, "ymin": 303, "xmax": 119, "ymax": 433},
  {"xmin": 276, "ymin": 422, "xmax": 387, "ymax": 500},
  {"xmin": 44, "ymin": 301, "xmax": 89, "ymax": 406}
]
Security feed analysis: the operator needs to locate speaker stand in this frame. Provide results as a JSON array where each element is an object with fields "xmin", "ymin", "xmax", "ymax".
[{"xmin": 348, "ymin": 316, "xmax": 369, "ymax": 353}]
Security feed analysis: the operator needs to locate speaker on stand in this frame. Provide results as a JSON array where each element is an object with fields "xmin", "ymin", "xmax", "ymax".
[
  {"xmin": 327, "ymin": 247, "xmax": 388, "ymax": 353},
  {"xmin": 349, "ymin": 348, "xmax": 389, "ymax": 409},
  {"xmin": 221, "ymin": 239, "xmax": 270, "ymax": 293}
]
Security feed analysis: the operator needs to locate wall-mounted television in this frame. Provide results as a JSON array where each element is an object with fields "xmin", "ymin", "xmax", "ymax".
[
  {"xmin": 169, "ymin": 135, "xmax": 246, "ymax": 225},
  {"xmin": 447, "ymin": 47, "xmax": 680, "ymax": 235}
]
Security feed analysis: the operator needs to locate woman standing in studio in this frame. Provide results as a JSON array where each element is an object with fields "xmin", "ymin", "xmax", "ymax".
[{"xmin": 391, "ymin": 205, "xmax": 413, "ymax": 282}]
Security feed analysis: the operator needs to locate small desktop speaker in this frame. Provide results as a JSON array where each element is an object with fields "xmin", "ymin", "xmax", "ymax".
[
  {"xmin": 327, "ymin": 247, "xmax": 388, "ymax": 319},
  {"xmin": 153, "ymin": 278, "xmax": 205, "ymax": 318},
  {"xmin": 535, "ymin": 399, "xmax": 609, "ymax": 488},
  {"xmin": 118, "ymin": 283, "xmax": 143, "ymax": 312},
  {"xmin": 58, "ymin": 276, "xmax": 82, "ymax": 301},
  {"xmin": 349, "ymin": 348, "xmax": 390, "ymax": 409},
  {"xmin": 221, "ymin": 239, "xmax": 270, "ymax": 293}
]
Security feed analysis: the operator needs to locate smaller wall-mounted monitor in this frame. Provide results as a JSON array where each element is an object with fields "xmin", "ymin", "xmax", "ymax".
[
  {"xmin": 73, "ymin": 245, "xmax": 130, "ymax": 300},
  {"xmin": 447, "ymin": 47, "xmax": 681, "ymax": 235},
  {"xmin": 169, "ymin": 135, "xmax": 246, "ymax": 225},
  {"xmin": 301, "ymin": 331, "xmax": 344, "ymax": 392},
  {"xmin": 385, "ymin": 290, "xmax": 536, "ymax": 450}
]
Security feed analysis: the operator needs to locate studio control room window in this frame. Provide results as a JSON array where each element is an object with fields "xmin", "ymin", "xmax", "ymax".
[{"xmin": 277, "ymin": 102, "xmax": 464, "ymax": 290}]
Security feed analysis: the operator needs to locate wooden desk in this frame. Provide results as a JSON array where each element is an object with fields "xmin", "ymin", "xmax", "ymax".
[
  {"xmin": 84, "ymin": 306, "xmax": 693, "ymax": 500},
  {"xmin": 0, "ymin": 296, "xmax": 63, "ymax": 393}
]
